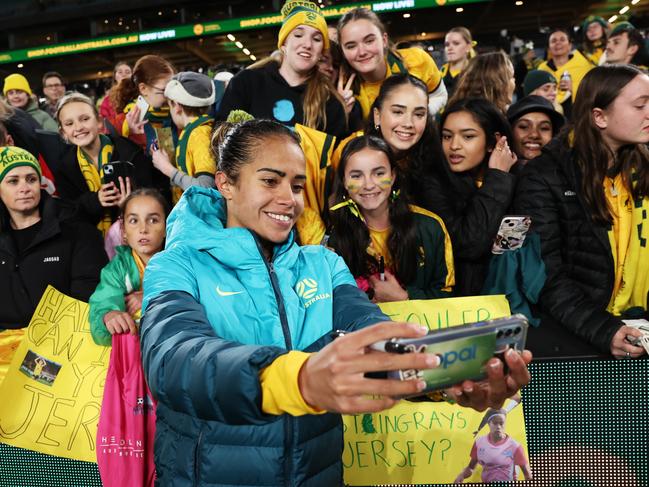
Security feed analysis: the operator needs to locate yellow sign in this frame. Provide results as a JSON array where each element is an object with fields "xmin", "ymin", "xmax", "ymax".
[
  {"xmin": 343, "ymin": 295, "xmax": 529, "ymax": 485},
  {"xmin": 0, "ymin": 287, "xmax": 110, "ymax": 462}
]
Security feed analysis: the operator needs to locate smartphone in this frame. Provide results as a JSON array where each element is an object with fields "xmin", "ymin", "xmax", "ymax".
[
  {"xmin": 376, "ymin": 314, "xmax": 528, "ymax": 397},
  {"xmin": 492, "ymin": 215, "xmax": 532, "ymax": 254},
  {"xmin": 135, "ymin": 95, "xmax": 149, "ymax": 122},
  {"xmin": 102, "ymin": 161, "xmax": 136, "ymax": 187}
]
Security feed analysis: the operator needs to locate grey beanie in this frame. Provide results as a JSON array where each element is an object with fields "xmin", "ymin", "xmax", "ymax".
[{"xmin": 164, "ymin": 71, "xmax": 215, "ymax": 107}]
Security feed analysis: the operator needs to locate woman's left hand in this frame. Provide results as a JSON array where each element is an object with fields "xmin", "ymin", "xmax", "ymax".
[
  {"xmin": 125, "ymin": 105, "xmax": 148, "ymax": 135},
  {"xmin": 445, "ymin": 348, "xmax": 533, "ymax": 411},
  {"xmin": 610, "ymin": 325, "xmax": 646, "ymax": 359},
  {"xmin": 368, "ymin": 271, "xmax": 408, "ymax": 302},
  {"xmin": 488, "ymin": 135, "xmax": 517, "ymax": 173}
]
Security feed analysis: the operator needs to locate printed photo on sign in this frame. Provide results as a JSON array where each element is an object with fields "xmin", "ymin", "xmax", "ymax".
[{"xmin": 19, "ymin": 350, "xmax": 62, "ymax": 386}]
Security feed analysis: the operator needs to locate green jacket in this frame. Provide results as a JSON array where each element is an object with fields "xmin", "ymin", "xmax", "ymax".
[
  {"xmin": 405, "ymin": 206, "xmax": 455, "ymax": 299},
  {"xmin": 89, "ymin": 245, "xmax": 141, "ymax": 346},
  {"xmin": 25, "ymin": 99, "xmax": 58, "ymax": 132}
]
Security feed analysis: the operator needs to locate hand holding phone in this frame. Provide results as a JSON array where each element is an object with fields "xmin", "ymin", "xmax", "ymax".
[
  {"xmin": 376, "ymin": 314, "xmax": 529, "ymax": 397},
  {"xmin": 102, "ymin": 161, "xmax": 135, "ymax": 187},
  {"xmin": 135, "ymin": 95, "xmax": 150, "ymax": 122}
]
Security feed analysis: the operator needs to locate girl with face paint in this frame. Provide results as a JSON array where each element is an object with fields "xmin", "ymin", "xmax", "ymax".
[
  {"xmin": 328, "ymin": 134, "xmax": 454, "ymax": 302},
  {"xmin": 140, "ymin": 120, "xmax": 533, "ymax": 485}
]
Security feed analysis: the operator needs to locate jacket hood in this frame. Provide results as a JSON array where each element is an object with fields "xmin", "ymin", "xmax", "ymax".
[{"xmin": 165, "ymin": 186, "xmax": 296, "ymax": 265}]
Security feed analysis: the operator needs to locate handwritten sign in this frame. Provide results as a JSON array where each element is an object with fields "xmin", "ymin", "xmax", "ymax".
[
  {"xmin": 0, "ymin": 286, "xmax": 109, "ymax": 462},
  {"xmin": 343, "ymin": 295, "xmax": 529, "ymax": 485}
]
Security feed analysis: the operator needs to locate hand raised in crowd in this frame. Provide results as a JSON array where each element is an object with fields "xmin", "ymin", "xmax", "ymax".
[
  {"xmin": 445, "ymin": 347, "xmax": 533, "ymax": 411},
  {"xmin": 488, "ymin": 135, "xmax": 517, "ymax": 173},
  {"xmin": 337, "ymin": 68, "xmax": 356, "ymax": 115},
  {"xmin": 298, "ymin": 322, "xmax": 438, "ymax": 414},
  {"xmin": 98, "ymin": 177, "xmax": 131, "ymax": 207},
  {"xmin": 150, "ymin": 144, "xmax": 176, "ymax": 178},
  {"xmin": 610, "ymin": 325, "xmax": 646, "ymax": 359},
  {"xmin": 124, "ymin": 290, "xmax": 144, "ymax": 316},
  {"xmin": 103, "ymin": 310, "xmax": 138, "ymax": 335},
  {"xmin": 368, "ymin": 271, "xmax": 408, "ymax": 302},
  {"xmin": 125, "ymin": 105, "xmax": 148, "ymax": 135}
]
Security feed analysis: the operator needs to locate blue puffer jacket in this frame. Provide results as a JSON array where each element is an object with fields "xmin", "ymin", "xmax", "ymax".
[{"xmin": 140, "ymin": 187, "xmax": 387, "ymax": 487}]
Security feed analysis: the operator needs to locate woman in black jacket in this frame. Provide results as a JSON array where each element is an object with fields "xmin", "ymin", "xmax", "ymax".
[
  {"xmin": 515, "ymin": 65, "xmax": 649, "ymax": 358},
  {"xmin": 0, "ymin": 146, "xmax": 107, "ymax": 329},
  {"xmin": 426, "ymin": 98, "xmax": 517, "ymax": 296}
]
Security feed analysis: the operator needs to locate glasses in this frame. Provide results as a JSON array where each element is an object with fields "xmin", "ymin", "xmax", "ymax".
[
  {"xmin": 44, "ymin": 83, "xmax": 64, "ymax": 89},
  {"xmin": 148, "ymin": 85, "xmax": 166, "ymax": 96}
]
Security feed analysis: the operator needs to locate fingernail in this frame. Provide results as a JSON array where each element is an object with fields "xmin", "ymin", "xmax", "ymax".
[
  {"xmin": 425, "ymin": 354, "xmax": 439, "ymax": 368},
  {"xmin": 416, "ymin": 380, "xmax": 427, "ymax": 392},
  {"xmin": 411, "ymin": 324, "xmax": 428, "ymax": 334},
  {"xmin": 506, "ymin": 348, "xmax": 515, "ymax": 358},
  {"xmin": 463, "ymin": 385, "xmax": 473, "ymax": 393}
]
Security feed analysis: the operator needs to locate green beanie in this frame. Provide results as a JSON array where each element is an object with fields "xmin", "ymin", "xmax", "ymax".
[
  {"xmin": 610, "ymin": 21, "xmax": 636, "ymax": 38},
  {"xmin": 523, "ymin": 70, "xmax": 557, "ymax": 96},
  {"xmin": 582, "ymin": 16, "xmax": 608, "ymax": 33},
  {"xmin": 0, "ymin": 146, "xmax": 42, "ymax": 183}
]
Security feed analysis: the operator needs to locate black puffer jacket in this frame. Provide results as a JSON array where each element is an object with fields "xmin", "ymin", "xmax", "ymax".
[
  {"xmin": 417, "ymin": 167, "xmax": 516, "ymax": 296},
  {"xmin": 0, "ymin": 192, "xmax": 107, "ymax": 329},
  {"xmin": 39, "ymin": 132, "xmax": 166, "ymax": 226},
  {"xmin": 514, "ymin": 138, "xmax": 624, "ymax": 357}
]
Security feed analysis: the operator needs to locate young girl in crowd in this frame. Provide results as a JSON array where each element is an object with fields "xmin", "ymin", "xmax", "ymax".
[
  {"xmin": 53, "ymin": 92, "xmax": 157, "ymax": 234},
  {"xmin": 89, "ymin": 188, "xmax": 168, "ymax": 346},
  {"xmin": 139, "ymin": 118, "xmax": 531, "ymax": 486},
  {"xmin": 289, "ymin": 73, "xmax": 446, "ymax": 247},
  {"xmin": 506, "ymin": 95, "xmax": 564, "ymax": 165},
  {"xmin": 328, "ymin": 135, "xmax": 454, "ymax": 301},
  {"xmin": 448, "ymin": 51, "xmax": 516, "ymax": 113},
  {"xmin": 515, "ymin": 65, "xmax": 649, "ymax": 359},
  {"xmin": 99, "ymin": 61, "xmax": 133, "ymax": 122},
  {"xmin": 581, "ymin": 16, "xmax": 608, "ymax": 65},
  {"xmin": 107, "ymin": 54, "xmax": 176, "ymax": 154},
  {"xmin": 217, "ymin": 1, "xmax": 350, "ymax": 139},
  {"xmin": 150, "ymin": 71, "xmax": 217, "ymax": 204},
  {"xmin": 429, "ymin": 98, "xmax": 517, "ymax": 296},
  {"xmin": 337, "ymin": 7, "xmax": 446, "ymax": 119},
  {"xmin": 441, "ymin": 27, "xmax": 474, "ymax": 98}
]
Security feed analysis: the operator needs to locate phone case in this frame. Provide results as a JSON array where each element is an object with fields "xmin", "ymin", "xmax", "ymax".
[
  {"xmin": 103, "ymin": 161, "xmax": 135, "ymax": 186},
  {"xmin": 135, "ymin": 96, "xmax": 149, "ymax": 122},
  {"xmin": 383, "ymin": 315, "xmax": 528, "ymax": 396},
  {"xmin": 491, "ymin": 215, "xmax": 531, "ymax": 254}
]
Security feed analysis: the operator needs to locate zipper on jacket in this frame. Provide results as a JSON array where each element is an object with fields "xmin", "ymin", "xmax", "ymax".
[
  {"xmin": 251, "ymin": 234, "xmax": 294, "ymax": 486},
  {"xmin": 193, "ymin": 429, "xmax": 203, "ymax": 487}
]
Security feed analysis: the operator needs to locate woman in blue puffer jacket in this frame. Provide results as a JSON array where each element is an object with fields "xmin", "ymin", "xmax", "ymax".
[{"xmin": 139, "ymin": 119, "xmax": 532, "ymax": 486}]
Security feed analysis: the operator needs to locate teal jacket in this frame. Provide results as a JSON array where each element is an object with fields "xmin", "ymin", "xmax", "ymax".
[
  {"xmin": 140, "ymin": 187, "xmax": 387, "ymax": 486},
  {"xmin": 88, "ymin": 245, "xmax": 141, "ymax": 346}
]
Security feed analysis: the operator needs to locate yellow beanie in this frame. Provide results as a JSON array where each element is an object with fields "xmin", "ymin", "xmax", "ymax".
[
  {"xmin": 3, "ymin": 73, "xmax": 32, "ymax": 96},
  {"xmin": 0, "ymin": 146, "xmax": 41, "ymax": 183},
  {"xmin": 277, "ymin": 1, "xmax": 329, "ymax": 50}
]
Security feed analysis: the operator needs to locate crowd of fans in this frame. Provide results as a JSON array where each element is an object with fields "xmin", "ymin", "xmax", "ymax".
[{"xmin": 1, "ymin": 1, "xmax": 648, "ymax": 485}]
